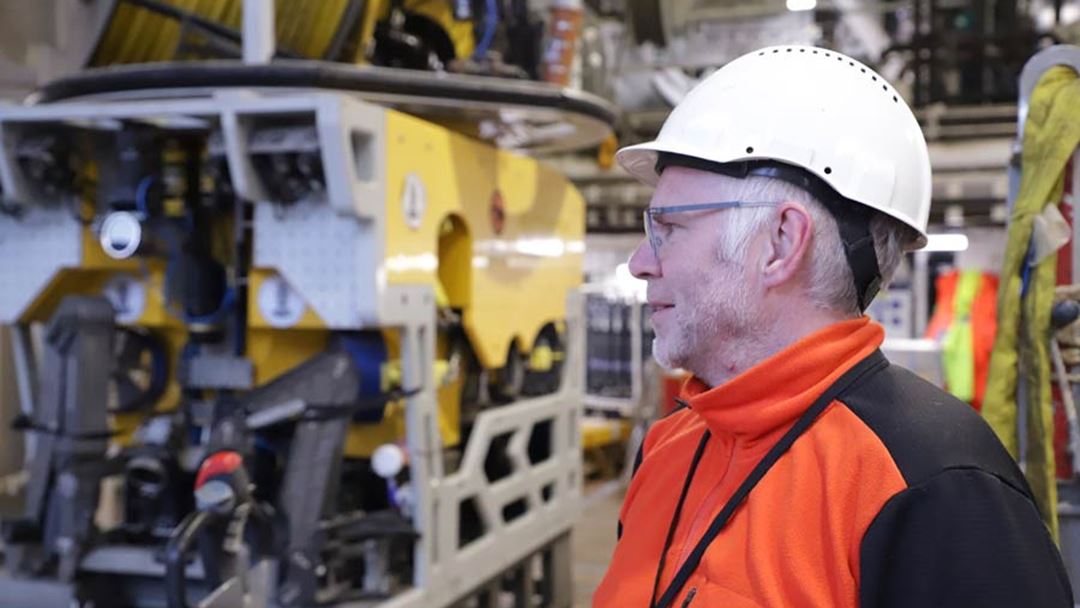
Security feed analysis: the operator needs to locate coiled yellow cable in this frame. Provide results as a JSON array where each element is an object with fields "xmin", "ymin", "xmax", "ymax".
[{"xmin": 91, "ymin": 0, "xmax": 355, "ymax": 65}]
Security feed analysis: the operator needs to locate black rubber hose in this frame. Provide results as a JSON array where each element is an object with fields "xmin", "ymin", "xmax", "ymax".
[
  {"xmin": 323, "ymin": 0, "xmax": 368, "ymax": 61},
  {"xmin": 33, "ymin": 61, "xmax": 618, "ymax": 129}
]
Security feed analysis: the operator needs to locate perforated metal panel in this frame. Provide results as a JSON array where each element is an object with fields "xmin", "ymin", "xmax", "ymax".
[
  {"xmin": 253, "ymin": 201, "xmax": 378, "ymax": 328},
  {"xmin": 0, "ymin": 208, "xmax": 81, "ymax": 323}
]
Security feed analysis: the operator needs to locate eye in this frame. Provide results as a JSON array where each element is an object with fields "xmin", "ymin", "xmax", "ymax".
[{"xmin": 652, "ymin": 216, "xmax": 676, "ymax": 236}]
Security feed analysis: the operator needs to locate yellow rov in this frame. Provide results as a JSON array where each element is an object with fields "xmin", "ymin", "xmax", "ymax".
[
  {"xmin": 4, "ymin": 94, "xmax": 588, "ymax": 450},
  {"xmin": 0, "ymin": 9, "xmax": 614, "ymax": 604}
]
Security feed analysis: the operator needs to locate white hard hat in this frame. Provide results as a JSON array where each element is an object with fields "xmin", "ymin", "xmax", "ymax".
[{"xmin": 617, "ymin": 45, "xmax": 931, "ymax": 250}]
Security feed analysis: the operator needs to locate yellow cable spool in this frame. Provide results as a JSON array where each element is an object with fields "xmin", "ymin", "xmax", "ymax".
[
  {"xmin": 90, "ymin": 0, "xmax": 356, "ymax": 66},
  {"xmin": 90, "ymin": 0, "xmax": 480, "ymax": 67}
]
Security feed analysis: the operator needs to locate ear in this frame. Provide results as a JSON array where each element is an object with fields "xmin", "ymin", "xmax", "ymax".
[{"xmin": 760, "ymin": 202, "xmax": 814, "ymax": 289}]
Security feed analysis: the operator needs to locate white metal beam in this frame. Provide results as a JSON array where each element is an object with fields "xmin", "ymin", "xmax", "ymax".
[{"xmin": 242, "ymin": 0, "xmax": 275, "ymax": 64}]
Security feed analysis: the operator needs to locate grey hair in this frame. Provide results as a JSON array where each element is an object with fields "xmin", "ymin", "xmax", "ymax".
[{"xmin": 713, "ymin": 173, "xmax": 911, "ymax": 316}]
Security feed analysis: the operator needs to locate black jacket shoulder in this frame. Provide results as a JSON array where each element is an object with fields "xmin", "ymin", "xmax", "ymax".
[
  {"xmin": 840, "ymin": 361, "xmax": 1028, "ymax": 492},
  {"xmin": 842, "ymin": 360, "xmax": 1072, "ymax": 607}
]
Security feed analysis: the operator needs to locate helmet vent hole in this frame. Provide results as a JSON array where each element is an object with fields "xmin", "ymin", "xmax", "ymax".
[
  {"xmin": 824, "ymin": 167, "xmax": 833, "ymax": 175},
  {"xmin": 882, "ymin": 85, "xmax": 887, "ymax": 91},
  {"xmin": 746, "ymin": 146, "xmax": 754, "ymax": 154},
  {"xmin": 758, "ymin": 52, "xmax": 765, "ymax": 56},
  {"xmin": 787, "ymin": 48, "xmax": 792, "ymax": 52},
  {"xmin": 860, "ymin": 68, "xmax": 866, "ymax": 73},
  {"xmin": 893, "ymin": 95, "xmax": 898, "ymax": 102},
  {"xmin": 872, "ymin": 76, "xmax": 878, "ymax": 81},
  {"xmin": 773, "ymin": 49, "xmax": 779, "ymax": 53},
  {"xmin": 812, "ymin": 50, "xmax": 818, "ymax": 54},
  {"xmin": 800, "ymin": 49, "xmax": 805, "ymax": 52}
]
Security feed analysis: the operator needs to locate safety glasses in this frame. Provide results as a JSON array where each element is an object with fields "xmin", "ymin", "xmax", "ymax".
[{"xmin": 643, "ymin": 201, "xmax": 778, "ymax": 259}]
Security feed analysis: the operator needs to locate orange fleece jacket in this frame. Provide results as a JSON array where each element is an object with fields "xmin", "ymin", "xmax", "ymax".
[{"xmin": 594, "ymin": 316, "xmax": 1070, "ymax": 607}]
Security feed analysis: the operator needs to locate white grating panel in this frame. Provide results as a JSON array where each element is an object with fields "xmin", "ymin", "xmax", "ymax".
[
  {"xmin": 253, "ymin": 201, "xmax": 377, "ymax": 329},
  {"xmin": 0, "ymin": 208, "xmax": 81, "ymax": 323}
]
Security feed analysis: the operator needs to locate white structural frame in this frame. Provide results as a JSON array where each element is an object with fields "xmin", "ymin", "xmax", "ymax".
[
  {"xmin": 242, "ymin": 0, "xmax": 275, "ymax": 65},
  {"xmin": 0, "ymin": 285, "xmax": 583, "ymax": 608},
  {"xmin": 359, "ymin": 286, "xmax": 582, "ymax": 608},
  {"xmin": 0, "ymin": 92, "xmax": 388, "ymax": 328}
]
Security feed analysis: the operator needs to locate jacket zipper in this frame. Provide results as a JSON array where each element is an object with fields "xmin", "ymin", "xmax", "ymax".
[
  {"xmin": 680, "ymin": 587, "xmax": 698, "ymax": 607},
  {"xmin": 674, "ymin": 438, "xmax": 737, "ymax": 567}
]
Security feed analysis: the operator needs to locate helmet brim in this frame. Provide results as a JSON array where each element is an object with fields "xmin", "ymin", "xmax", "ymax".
[{"xmin": 615, "ymin": 139, "xmax": 928, "ymax": 251}]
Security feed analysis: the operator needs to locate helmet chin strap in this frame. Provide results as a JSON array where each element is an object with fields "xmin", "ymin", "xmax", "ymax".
[{"xmin": 655, "ymin": 153, "xmax": 883, "ymax": 311}]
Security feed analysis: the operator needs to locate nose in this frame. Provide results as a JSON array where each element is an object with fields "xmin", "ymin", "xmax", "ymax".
[{"xmin": 628, "ymin": 237, "xmax": 660, "ymax": 279}]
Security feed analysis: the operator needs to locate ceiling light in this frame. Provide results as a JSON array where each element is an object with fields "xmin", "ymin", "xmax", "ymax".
[
  {"xmin": 923, "ymin": 233, "xmax": 969, "ymax": 252},
  {"xmin": 786, "ymin": 0, "xmax": 817, "ymax": 11}
]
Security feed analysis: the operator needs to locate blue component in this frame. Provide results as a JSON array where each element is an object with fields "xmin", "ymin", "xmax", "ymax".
[
  {"xmin": 188, "ymin": 425, "xmax": 203, "ymax": 446},
  {"xmin": 183, "ymin": 288, "xmax": 236, "ymax": 325},
  {"xmin": 339, "ymin": 332, "xmax": 390, "ymax": 422},
  {"xmin": 162, "ymin": 227, "xmax": 233, "ymax": 327},
  {"xmin": 135, "ymin": 175, "xmax": 155, "ymax": 218},
  {"xmin": 254, "ymin": 435, "xmax": 277, "ymax": 455},
  {"xmin": 180, "ymin": 342, "xmax": 201, "ymax": 361},
  {"xmin": 386, "ymin": 478, "xmax": 400, "ymax": 508},
  {"xmin": 1021, "ymin": 238, "xmax": 1035, "ymax": 298},
  {"xmin": 471, "ymin": 0, "xmax": 498, "ymax": 60}
]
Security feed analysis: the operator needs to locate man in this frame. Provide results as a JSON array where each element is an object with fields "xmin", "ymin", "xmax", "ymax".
[{"xmin": 594, "ymin": 45, "xmax": 1072, "ymax": 607}]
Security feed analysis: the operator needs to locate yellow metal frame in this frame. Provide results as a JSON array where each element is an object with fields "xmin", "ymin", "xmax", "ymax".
[{"xmin": 20, "ymin": 106, "xmax": 583, "ymax": 458}]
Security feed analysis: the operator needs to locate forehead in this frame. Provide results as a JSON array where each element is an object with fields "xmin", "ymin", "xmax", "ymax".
[{"xmin": 652, "ymin": 166, "xmax": 742, "ymax": 207}]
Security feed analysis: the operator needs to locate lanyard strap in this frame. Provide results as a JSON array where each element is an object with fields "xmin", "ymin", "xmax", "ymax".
[
  {"xmin": 647, "ymin": 429, "xmax": 711, "ymax": 608},
  {"xmin": 650, "ymin": 351, "xmax": 888, "ymax": 608}
]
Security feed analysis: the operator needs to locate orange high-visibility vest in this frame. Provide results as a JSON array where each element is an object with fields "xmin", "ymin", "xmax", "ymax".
[{"xmin": 925, "ymin": 269, "xmax": 998, "ymax": 411}]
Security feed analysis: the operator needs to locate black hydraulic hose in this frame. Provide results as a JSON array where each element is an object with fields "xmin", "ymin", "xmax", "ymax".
[
  {"xmin": 322, "ymin": 0, "xmax": 367, "ymax": 60},
  {"xmin": 165, "ymin": 509, "xmax": 214, "ymax": 608},
  {"xmin": 33, "ymin": 61, "xmax": 619, "ymax": 129}
]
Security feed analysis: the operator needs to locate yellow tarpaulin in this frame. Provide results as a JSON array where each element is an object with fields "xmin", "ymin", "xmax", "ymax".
[{"xmin": 983, "ymin": 65, "xmax": 1080, "ymax": 542}]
